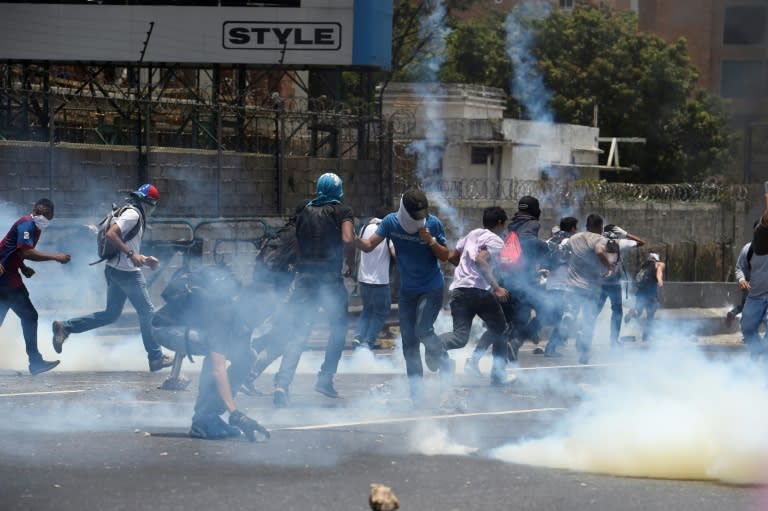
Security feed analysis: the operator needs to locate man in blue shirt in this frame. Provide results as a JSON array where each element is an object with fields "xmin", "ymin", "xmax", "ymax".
[
  {"xmin": 355, "ymin": 189, "xmax": 452, "ymax": 402},
  {"xmin": 0, "ymin": 198, "xmax": 71, "ymax": 375}
]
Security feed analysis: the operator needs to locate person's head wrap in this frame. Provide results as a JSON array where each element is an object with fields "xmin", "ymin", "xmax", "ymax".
[
  {"xmin": 307, "ymin": 172, "xmax": 343, "ymax": 207},
  {"xmin": 396, "ymin": 189, "xmax": 429, "ymax": 234},
  {"xmin": 648, "ymin": 252, "xmax": 660, "ymax": 262}
]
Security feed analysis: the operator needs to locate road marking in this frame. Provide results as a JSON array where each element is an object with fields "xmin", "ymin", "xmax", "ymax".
[
  {"xmin": 0, "ymin": 390, "xmax": 86, "ymax": 398},
  {"xmin": 275, "ymin": 407, "xmax": 566, "ymax": 431},
  {"xmin": 515, "ymin": 363, "xmax": 616, "ymax": 371}
]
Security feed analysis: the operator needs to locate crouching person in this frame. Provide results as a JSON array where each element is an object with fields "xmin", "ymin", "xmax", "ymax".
[{"xmin": 151, "ymin": 265, "xmax": 269, "ymax": 441}]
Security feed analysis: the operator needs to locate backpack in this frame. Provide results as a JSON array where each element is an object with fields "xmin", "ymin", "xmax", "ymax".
[
  {"xmin": 498, "ymin": 230, "xmax": 524, "ymax": 273},
  {"xmin": 90, "ymin": 204, "xmax": 144, "ymax": 265},
  {"xmin": 634, "ymin": 259, "xmax": 657, "ymax": 289},
  {"xmin": 256, "ymin": 221, "xmax": 298, "ymax": 273}
]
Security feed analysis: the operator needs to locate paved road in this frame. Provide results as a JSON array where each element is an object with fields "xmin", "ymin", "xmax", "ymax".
[{"xmin": 0, "ymin": 342, "xmax": 763, "ymax": 511}]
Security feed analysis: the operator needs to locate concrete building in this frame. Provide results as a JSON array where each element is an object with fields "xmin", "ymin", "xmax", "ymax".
[{"xmin": 381, "ymin": 82, "xmax": 605, "ymax": 182}]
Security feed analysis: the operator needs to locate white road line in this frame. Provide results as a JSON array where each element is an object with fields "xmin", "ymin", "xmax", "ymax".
[
  {"xmin": 0, "ymin": 390, "xmax": 86, "ymax": 398},
  {"xmin": 276, "ymin": 407, "xmax": 566, "ymax": 431},
  {"xmin": 515, "ymin": 363, "xmax": 616, "ymax": 371}
]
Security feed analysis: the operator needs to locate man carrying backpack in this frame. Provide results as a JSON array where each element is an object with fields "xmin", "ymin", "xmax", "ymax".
[
  {"xmin": 625, "ymin": 252, "xmax": 665, "ymax": 342},
  {"xmin": 0, "ymin": 198, "xmax": 71, "ymax": 375},
  {"xmin": 500, "ymin": 196, "xmax": 548, "ymax": 359},
  {"xmin": 597, "ymin": 224, "xmax": 646, "ymax": 349},
  {"xmin": 51, "ymin": 184, "xmax": 174, "ymax": 372}
]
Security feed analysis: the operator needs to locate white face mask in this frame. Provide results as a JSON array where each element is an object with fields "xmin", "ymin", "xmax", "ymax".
[
  {"xmin": 143, "ymin": 204, "xmax": 156, "ymax": 217},
  {"xmin": 32, "ymin": 215, "xmax": 50, "ymax": 230}
]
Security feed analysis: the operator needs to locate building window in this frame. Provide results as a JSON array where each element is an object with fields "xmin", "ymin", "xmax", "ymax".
[
  {"xmin": 723, "ymin": 5, "xmax": 766, "ymax": 45},
  {"xmin": 559, "ymin": 0, "xmax": 575, "ymax": 10},
  {"xmin": 471, "ymin": 146, "xmax": 494, "ymax": 165},
  {"xmin": 721, "ymin": 60, "xmax": 765, "ymax": 97}
]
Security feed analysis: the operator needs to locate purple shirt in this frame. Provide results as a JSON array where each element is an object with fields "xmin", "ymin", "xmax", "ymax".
[{"xmin": 449, "ymin": 228, "xmax": 504, "ymax": 291}]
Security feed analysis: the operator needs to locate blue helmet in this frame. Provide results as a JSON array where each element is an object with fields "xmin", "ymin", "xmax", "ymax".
[{"xmin": 130, "ymin": 184, "xmax": 160, "ymax": 206}]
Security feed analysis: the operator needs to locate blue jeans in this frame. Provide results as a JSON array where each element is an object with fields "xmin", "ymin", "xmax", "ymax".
[
  {"xmin": 597, "ymin": 283, "xmax": 623, "ymax": 343},
  {"xmin": 398, "ymin": 286, "xmax": 444, "ymax": 389},
  {"xmin": 273, "ymin": 273, "xmax": 348, "ymax": 390},
  {"xmin": 740, "ymin": 294, "xmax": 768, "ymax": 356},
  {"xmin": 556, "ymin": 286, "xmax": 601, "ymax": 359},
  {"xmin": 191, "ymin": 340, "xmax": 252, "ymax": 423},
  {"xmin": 63, "ymin": 266, "xmax": 162, "ymax": 361},
  {"xmin": 355, "ymin": 283, "xmax": 391, "ymax": 347},
  {"xmin": 440, "ymin": 287, "xmax": 508, "ymax": 379},
  {"xmin": 0, "ymin": 285, "xmax": 44, "ymax": 363}
]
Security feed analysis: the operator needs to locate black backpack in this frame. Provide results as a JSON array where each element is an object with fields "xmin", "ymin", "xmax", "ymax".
[
  {"xmin": 90, "ymin": 204, "xmax": 144, "ymax": 265},
  {"xmin": 634, "ymin": 259, "xmax": 657, "ymax": 289},
  {"xmin": 256, "ymin": 221, "xmax": 298, "ymax": 274}
]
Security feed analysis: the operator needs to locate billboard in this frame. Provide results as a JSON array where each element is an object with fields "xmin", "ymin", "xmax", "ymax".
[{"xmin": 0, "ymin": 0, "xmax": 392, "ymax": 69}]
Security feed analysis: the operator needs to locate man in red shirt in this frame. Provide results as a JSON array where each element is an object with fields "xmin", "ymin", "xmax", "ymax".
[{"xmin": 0, "ymin": 198, "xmax": 71, "ymax": 375}]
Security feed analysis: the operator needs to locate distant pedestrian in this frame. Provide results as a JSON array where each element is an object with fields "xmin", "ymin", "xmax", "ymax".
[
  {"xmin": 726, "ymin": 239, "xmax": 751, "ymax": 329},
  {"xmin": 539, "ymin": 216, "xmax": 578, "ymax": 357},
  {"xmin": 0, "ymin": 198, "xmax": 71, "ymax": 375},
  {"xmin": 597, "ymin": 224, "xmax": 645, "ymax": 348},
  {"xmin": 52, "ymin": 184, "xmax": 174, "ymax": 372},
  {"xmin": 355, "ymin": 189, "xmax": 452, "ymax": 403},
  {"xmin": 353, "ymin": 206, "xmax": 395, "ymax": 351},
  {"xmin": 625, "ymin": 252, "xmax": 665, "ymax": 342},
  {"xmin": 554, "ymin": 213, "xmax": 613, "ymax": 364}
]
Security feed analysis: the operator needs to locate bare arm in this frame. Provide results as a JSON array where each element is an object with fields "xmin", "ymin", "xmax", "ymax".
[
  {"xmin": 476, "ymin": 249, "xmax": 509, "ymax": 302},
  {"xmin": 655, "ymin": 261, "xmax": 665, "ymax": 288},
  {"xmin": 106, "ymin": 224, "xmax": 146, "ymax": 267},
  {"xmin": 20, "ymin": 247, "xmax": 70, "ymax": 264},
  {"xmin": 446, "ymin": 248, "xmax": 461, "ymax": 267},
  {"xmin": 418, "ymin": 226, "xmax": 450, "ymax": 261},
  {"xmin": 341, "ymin": 220, "xmax": 356, "ymax": 274},
  {"xmin": 355, "ymin": 232, "xmax": 385, "ymax": 253},
  {"xmin": 627, "ymin": 232, "xmax": 646, "ymax": 247},
  {"xmin": 210, "ymin": 351, "xmax": 237, "ymax": 414}
]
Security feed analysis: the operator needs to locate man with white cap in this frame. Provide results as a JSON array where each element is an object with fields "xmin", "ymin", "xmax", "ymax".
[{"xmin": 355, "ymin": 188, "xmax": 451, "ymax": 403}]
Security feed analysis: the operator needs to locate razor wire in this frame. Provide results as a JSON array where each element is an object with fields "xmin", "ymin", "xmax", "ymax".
[{"xmin": 392, "ymin": 178, "xmax": 748, "ymax": 203}]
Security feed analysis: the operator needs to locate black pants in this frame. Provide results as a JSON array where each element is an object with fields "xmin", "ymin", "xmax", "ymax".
[{"xmin": 440, "ymin": 287, "xmax": 508, "ymax": 378}]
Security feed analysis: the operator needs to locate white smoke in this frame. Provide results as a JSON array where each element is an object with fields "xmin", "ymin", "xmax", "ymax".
[{"xmin": 490, "ymin": 344, "xmax": 768, "ymax": 485}]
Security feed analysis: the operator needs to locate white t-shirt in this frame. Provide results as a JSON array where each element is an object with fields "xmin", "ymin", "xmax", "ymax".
[
  {"xmin": 357, "ymin": 219, "xmax": 393, "ymax": 285},
  {"xmin": 449, "ymin": 228, "xmax": 504, "ymax": 291},
  {"xmin": 106, "ymin": 207, "xmax": 143, "ymax": 272}
]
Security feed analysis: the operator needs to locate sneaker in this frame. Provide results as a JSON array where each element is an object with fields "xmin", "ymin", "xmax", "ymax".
[
  {"xmin": 351, "ymin": 337, "xmax": 363, "ymax": 349},
  {"xmin": 725, "ymin": 311, "xmax": 736, "ymax": 329},
  {"xmin": 149, "ymin": 354, "xmax": 174, "ymax": 372},
  {"xmin": 532, "ymin": 347, "xmax": 545, "ymax": 355},
  {"xmin": 423, "ymin": 343, "xmax": 445, "ymax": 372},
  {"xmin": 578, "ymin": 353, "xmax": 590, "ymax": 365},
  {"xmin": 491, "ymin": 374, "xmax": 518, "ymax": 387},
  {"xmin": 29, "ymin": 359, "xmax": 60, "ymax": 376},
  {"xmin": 463, "ymin": 357, "xmax": 482, "ymax": 378},
  {"xmin": 314, "ymin": 378, "xmax": 339, "ymax": 398},
  {"xmin": 52, "ymin": 321, "xmax": 69, "ymax": 354},
  {"xmin": 273, "ymin": 387, "xmax": 289, "ymax": 408}
]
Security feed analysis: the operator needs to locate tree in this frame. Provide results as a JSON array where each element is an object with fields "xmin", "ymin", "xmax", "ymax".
[
  {"xmin": 528, "ymin": 5, "xmax": 735, "ymax": 182},
  {"xmin": 435, "ymin": 3, "xmax": 735, "ymax": 182}
]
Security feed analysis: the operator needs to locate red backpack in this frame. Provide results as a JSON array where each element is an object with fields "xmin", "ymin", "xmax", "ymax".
[{"xmin": 498, "ymin": 231, "xmax": 524, "ymax": 273}]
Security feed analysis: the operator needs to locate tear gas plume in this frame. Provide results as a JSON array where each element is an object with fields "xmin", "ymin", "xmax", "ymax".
[
  {"xmin": 491, "ymin": 344, "xmax": 768, "ymax": 485},
  {"xmin": 409, "ymin": 421, "xmax": 478, "ymax": 456},
  {"xmin": 505, "ymin": 1, "xmax": 553, "ymax": 124}
]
